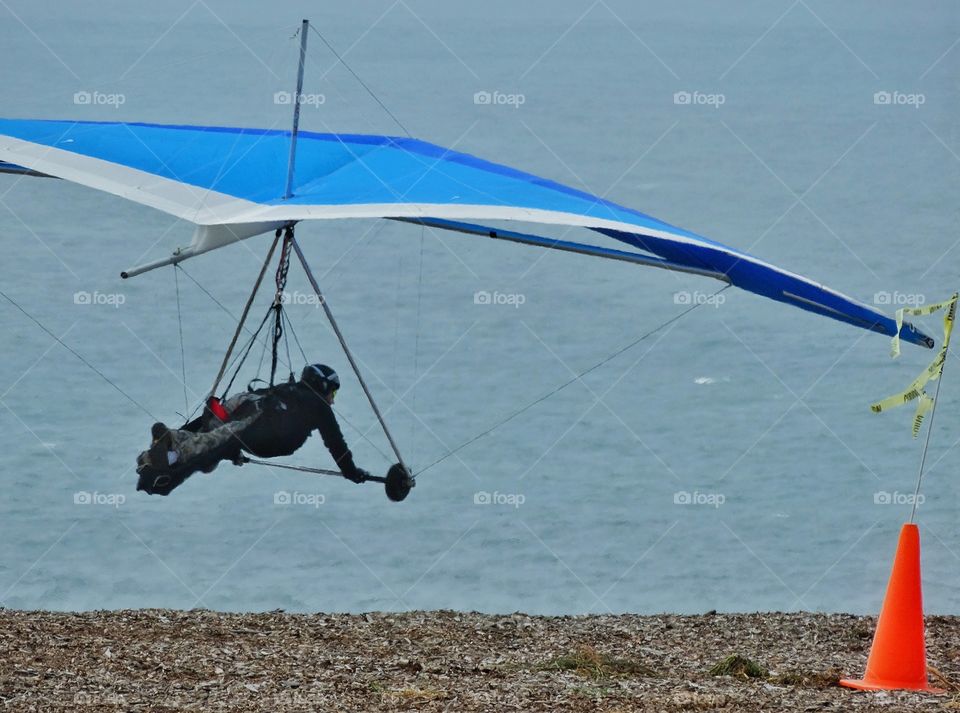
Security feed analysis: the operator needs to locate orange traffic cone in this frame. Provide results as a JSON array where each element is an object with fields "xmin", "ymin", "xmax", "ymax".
[{"xmin": 840, "ymin": 523, "xmax": 942, "ymax": 693}]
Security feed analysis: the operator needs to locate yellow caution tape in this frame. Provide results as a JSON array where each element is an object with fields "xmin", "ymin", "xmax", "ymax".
[
  {"xmin": 912, "ymin": 393, "xmax": 934, "ymax": 438},
  {"xmin": 891, "ymin": 294, "xmax": 958, "ymax": 358},
  {"xmin": 945, "ymin": 295, "xmax": 957, "ymax": 344},
  {"xmin": 873, "ymin": 292, "xmax": 958, "ymax": 437},
  {"xmin": 870, "ymin": 347, "xmax": 946, "ymax": 413}
]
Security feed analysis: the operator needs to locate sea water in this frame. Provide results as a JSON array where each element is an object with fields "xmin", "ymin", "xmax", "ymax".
[{"xmin": 0, "ymin": 0, "xmax": 957, "ymax": 614}]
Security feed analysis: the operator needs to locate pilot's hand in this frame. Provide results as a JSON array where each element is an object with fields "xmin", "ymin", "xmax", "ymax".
[{"xmin": 346, "ymin": 468, "xmax": 370, "ymax": 484}]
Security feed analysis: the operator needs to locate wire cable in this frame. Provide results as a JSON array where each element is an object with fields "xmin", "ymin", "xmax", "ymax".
[
  {"xmin": 173, "ymin": 265, "xmax": 189, "ymax": 415},
  {"xmin": 415, "ymin": 284, "xmax": 731, "ymax": 476},
  {"xmin": 0, "ymin": 287, "xmax": 157, "ymax": 420},
  {"xmin": 308, "ymin": 24, "xmax": 412, "ymax": 138}
]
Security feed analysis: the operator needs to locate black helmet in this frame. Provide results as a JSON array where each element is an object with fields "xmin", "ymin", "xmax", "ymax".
[{"xmin": 301, "ymin": 363, "xmax": 340, "ymax": 396}]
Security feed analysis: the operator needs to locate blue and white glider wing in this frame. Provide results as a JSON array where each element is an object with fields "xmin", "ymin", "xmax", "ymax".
[{"xmin": 0, "ymin": 118, "xmax": 933, "ymax": 348}]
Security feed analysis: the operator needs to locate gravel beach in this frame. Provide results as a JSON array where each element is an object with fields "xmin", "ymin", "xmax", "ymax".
[{"xmin": 1, "ymin": 610, "xmax": 957, "ymax": 711}]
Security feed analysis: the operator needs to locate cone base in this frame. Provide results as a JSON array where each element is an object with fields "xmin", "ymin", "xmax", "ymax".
[{"xmin": 839, "ymin": 677, "xmax": 944, "ymax": 694}]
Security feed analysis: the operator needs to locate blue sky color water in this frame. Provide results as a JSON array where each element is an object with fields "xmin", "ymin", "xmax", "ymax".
[{"xmin": 0, "ymin": 0, "xmax": 957, "ymax": 614}]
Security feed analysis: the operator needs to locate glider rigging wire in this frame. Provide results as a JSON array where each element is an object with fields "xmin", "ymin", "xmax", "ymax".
[
  {"xmin": 307, "ymin": 24, "xmax": 412, "ymax": 138},
  {"xmin": 207, "ymin": 232, "xmax": 281, "ymax": 398},
  {"xmin": 414, "ymin": 284, "xmax": 732, "ymax": 477},
  {"xmin": 0, "ymin": 287, "xmax": 157, "ymax": 421},
  {"xmin": 173, "ymin": 264, "xmax": 189, "ymax": 416}
]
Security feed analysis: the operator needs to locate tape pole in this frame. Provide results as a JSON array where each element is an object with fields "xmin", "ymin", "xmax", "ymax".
[
  {"xmin": 909, "ymin": 293, "xmax": 957, "ymax": 523},
  {"xmin": 872, "ymin": 293, "xmax": 958, "ymax": 431}
]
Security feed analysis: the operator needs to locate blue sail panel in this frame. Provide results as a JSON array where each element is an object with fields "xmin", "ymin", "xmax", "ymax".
[{"xmin": 0, "ymin": 118, "xmax": 934, "ymax": 348}]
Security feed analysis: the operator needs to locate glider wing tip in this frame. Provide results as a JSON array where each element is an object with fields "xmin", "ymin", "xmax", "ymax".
[{"xmin": 902, "ymin": 321, "xmax": 935, "ymax": 349}]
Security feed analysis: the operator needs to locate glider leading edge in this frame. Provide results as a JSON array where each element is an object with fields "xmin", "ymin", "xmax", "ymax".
[{"xmin": 0, "ymin": 118, "xmax": 934, "ymax": 350}]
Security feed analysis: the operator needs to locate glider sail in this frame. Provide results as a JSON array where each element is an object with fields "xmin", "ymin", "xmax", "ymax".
[{"xmin": 0, "ymin": 118, "xmax": 933, "ymax": 348}]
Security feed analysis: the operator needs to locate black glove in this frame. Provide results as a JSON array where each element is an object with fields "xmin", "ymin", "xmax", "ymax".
[{"xmin": 345, "ymin": 467, "xmax": 370, "ymax": 484}]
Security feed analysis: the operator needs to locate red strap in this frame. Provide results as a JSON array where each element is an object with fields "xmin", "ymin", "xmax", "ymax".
[{"xmin": 208, "ymin": 397, "xmax": 229, "ymax": 422}]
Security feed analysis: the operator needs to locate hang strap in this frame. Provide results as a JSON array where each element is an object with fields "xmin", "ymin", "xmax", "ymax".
[
  {"xmin": 208, "ymin": 231, "xmax": 282, "ymax": 398},
  {"xmin": 270, "ymin": 227, "xmax": 295, "ymax": 385}
]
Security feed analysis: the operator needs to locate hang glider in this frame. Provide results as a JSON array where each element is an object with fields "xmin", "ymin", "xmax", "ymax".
[{"xmin": 0, "ymin": 117, "xmax": 934, "ymax": 349}]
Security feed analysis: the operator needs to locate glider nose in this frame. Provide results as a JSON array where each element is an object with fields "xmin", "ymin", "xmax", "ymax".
[{"xmin": 900, "ymin": 321, "xmax": 935, "ymax": 349}]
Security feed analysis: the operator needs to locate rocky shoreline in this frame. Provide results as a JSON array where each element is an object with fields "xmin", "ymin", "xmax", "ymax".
[{"xmin": 1, "ymin": 610, "xmax": 957, "ymax": 711}]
